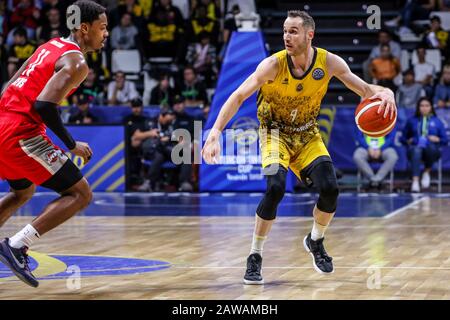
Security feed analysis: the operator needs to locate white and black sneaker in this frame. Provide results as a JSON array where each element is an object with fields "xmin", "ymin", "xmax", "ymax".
[
  {"xmin": 303, "ymin": 233, "xmax": 334, "ymax": 274},
  {"xmin": 243, "ymin": 253, "xmax": 264, "ymax": 285}
]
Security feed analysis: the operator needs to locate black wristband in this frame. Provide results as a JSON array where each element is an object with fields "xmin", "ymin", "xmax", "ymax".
[{"xmin": 34, "ymin": 100, "xmax": 76, "ymax": 150}]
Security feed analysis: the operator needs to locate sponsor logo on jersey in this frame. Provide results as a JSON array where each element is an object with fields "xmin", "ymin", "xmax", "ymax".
[{"xmin": 312, "ymin": 68, "xmax": 325, "ymax": 80}]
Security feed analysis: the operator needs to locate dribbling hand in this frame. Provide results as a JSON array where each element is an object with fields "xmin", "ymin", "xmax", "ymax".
[
  {"xmin": 70, "ymin": 141, "xmax": 93, "ymax": 164},
  {"xmin": 202, "ymin": 130, "xmax": 221, "ymax": 164}
]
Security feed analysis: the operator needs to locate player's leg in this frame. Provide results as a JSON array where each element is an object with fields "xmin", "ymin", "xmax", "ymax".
[
  {"xmin": 0, "ymin": 137, "xmax": 91, "ymax": 287},
  {"xmin": 244, "ymin": 164, "xmax": 287, "ymax": 285},
  {"xmin": 292, "ymin": 133, "xmax": 338, "ymax": 274},
  {"xmin": 303, "ymin": 161, "xmax": 338, "ymax": 274},
  {"xmin": 0, "ymin": 180, "xmax": 35, "ymax": 228},
  {"xmin": 244, "ymin": 129, "xmax": 290, "ymax": 285}
]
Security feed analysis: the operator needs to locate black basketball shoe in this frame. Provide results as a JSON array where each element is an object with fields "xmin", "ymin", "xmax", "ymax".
[
  {"xmin": 0, "ymin": 238, "xmax": 39, "ymax": 287},
  {"xmin": 243, "ymin": 253, "xmax": 264, "ymax": 285},
  {"xmin": 303, "ymin": 233, "xmax": 334, "ymax": 274}
]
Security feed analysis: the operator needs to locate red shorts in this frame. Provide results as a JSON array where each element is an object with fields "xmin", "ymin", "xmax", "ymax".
[{"xmin": 0, "ymin": 123, "xmax": 68, "ymax": 185}]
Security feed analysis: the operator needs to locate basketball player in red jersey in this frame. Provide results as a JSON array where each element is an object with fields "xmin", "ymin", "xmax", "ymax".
[{"xmin": 0, "ymin": 0, "xmax": 108, "ymax": 287}]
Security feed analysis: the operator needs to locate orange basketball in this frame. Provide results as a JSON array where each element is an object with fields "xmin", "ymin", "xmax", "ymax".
[{"xmin": 355, "ymin": 98, "xmax": 397, "ymax": 137}]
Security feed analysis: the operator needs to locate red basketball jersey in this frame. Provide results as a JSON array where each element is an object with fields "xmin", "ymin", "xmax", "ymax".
[{"xmin": 0, "ymin": 37, "xmax": 82, "ymax": 136}]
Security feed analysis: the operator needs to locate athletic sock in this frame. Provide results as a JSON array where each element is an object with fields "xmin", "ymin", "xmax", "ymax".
[
  {"xmin": 9, "ymin": 224, "xmax": 40, "ymax": 249},
  {"xmin": 250, "ymin": 233, "xmax": 267, "ymax": 256},
  {"xmin": 311, "ymin": 220, "xmax": 328, "ymax": 241}
]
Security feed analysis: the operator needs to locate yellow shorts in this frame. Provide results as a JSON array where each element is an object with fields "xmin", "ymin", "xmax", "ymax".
[{"xmin": 260, "ymin": 130, "xmax": 330, "ymax": 180}]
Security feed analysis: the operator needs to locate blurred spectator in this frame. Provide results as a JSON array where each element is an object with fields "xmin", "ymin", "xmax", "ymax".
[
  {"xmin": 123, "ymin": 97, "xmax": 153, "ymax": 189},
  {"xmin": 179, "ymin": 66, "xmax": 208, "ymax": 107},
  {"xmin": 68, "ymin": 94, "xmax": 99, "ymax": 124},
  {"xmin": 401, "ymin": 97, "xmax": 448, "ymax": 192},
  {"xmin": 135, "ymin": 108, "xmax": 193, "ymax": 191},
  {"xmin": 111, "ymin": 12, "xmax": 139, "ymax": 50},
  {"xmin": 384, "ymin": 0, "xmax": 436, "ymax": 34},
  {"xmin": 414, "ymin": 45, "xmax": 436, "ymax": 97},
  {"xmin": 150, "ymin": 73, "xmax": 176, "ymax": 107},
  {"xmin": 191, "ymin": 0, "xmax": 220, "ymax": 21},
  {"xmin": 186, "ymin": 32, "xmax": 217, "ymax": 86},
  {"xmin": 173, "ymin": 94, "xmax": 195, "ymax": 136},
  {"xmin": 220, "ymin": 4, "xmax": 240, "ymax": 61},
  {"xmin": 0, "ymin": 35, "xmax": 7, "ymax": 89},
  {"xmin": 40, "ymin": 0, "xmax": 70, "ymax": 23},
  {"xmin": 363, "ymin": 30, "xmax": 401, "ymax": 82},
  {"xmin": 0, "ymin": 1, "xmax": 7, "ymax": 37},
  {"xmin": 144, "ymin": 6, "xmax": 184, "ymax": 59},
  {"xmin": 7, "ymin": 27, "xmax": 36, "ymax": 79},
  {"xmin": 9, "ymin": 0, "xmax": 40, "ymax": 32},
  {"xmin": 107, "ymin": 71, "xmax": 139, "ymax": 105},
  {"xmin": 369, "ymin": 44, "xmax": 401, "ymax": 91},
  {"xmin": 155, "ymin": 0, "xmax": 184, "ymax": 27},
  {"xmin": 422, "ymin": 15, "xmax": 449, "ymax": 57},
  {"xmin": 110, "ymin": 0, "xmax": 145, "ymax": 29},
  {"xmin": 37, "ymin": 7, "xmax": 68, "ymax": 44},
  {"xmin": 397, "ymin": 69, "xmax": 425, "ymax": 110},
  {"xmin": 353, "ymin": 129, "xmax": 398, "ymax": 190},
  {"xmin": 439, "ymin": 0, "xmax": 450, "ymax": 10},
  {"xmin": 433, "ymin": 64, "xmax": 450, "ymax": 108},
  {"xmin": 188, "ymin": 4, "xmax": 219, "ymax": 44},
  {"xmin": 73, "ymin": 68, "xmax": 105, "ymax": 105}
]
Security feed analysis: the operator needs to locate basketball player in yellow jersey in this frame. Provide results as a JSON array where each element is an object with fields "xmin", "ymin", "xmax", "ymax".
[{"xmin": 202, "ymin": 10, "xmax": 396, "ymax": 284}]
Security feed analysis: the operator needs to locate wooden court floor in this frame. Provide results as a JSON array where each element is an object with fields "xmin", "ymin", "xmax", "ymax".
[{"xmin": 1, "ymin": 196, "xmax": 450, "ymax": 299}]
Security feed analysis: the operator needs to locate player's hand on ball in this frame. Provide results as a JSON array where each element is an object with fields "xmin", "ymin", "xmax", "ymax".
[
  {"xmin": 70, "ymin": 141, "xmax": 93, "ymax": 164},
  {"xmin": 202, "ymin": 130, "xmax": 221, "ymax": 164},
  {"xmin": 370, "ymin": 89, "xmax": 396, "ymax": 120}
]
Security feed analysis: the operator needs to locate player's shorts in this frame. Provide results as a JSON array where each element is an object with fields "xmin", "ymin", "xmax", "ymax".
[
  {"xmin": 260, "ymin": 128, "xmax": 332, "ymax": 181},
  {"xmin": 0, "ymin": 133, "xmax": 83, "ymax": 192}
]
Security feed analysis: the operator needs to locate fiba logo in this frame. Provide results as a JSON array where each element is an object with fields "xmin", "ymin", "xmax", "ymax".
[
  {"xmin": 312, "ymin": 68, "xmax": 325, "ymax": 80},
  {"xmin": 231, "ymin": 117, "xmax": 259, "ymax": 146}
]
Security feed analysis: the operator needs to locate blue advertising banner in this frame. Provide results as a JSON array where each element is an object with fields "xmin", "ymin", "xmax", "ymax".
[{"xmin": 0, "ymin": 126, "xmax": 125, "ymax": 192}]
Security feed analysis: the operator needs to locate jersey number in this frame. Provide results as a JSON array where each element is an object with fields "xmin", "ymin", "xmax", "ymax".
[
  {"xmin": 22, "ymin": 48, "xmax": 51, "ymax": 78},
  {"xmin": 290, "ymin": 109, "xmax": 298, "ymax": 123}
]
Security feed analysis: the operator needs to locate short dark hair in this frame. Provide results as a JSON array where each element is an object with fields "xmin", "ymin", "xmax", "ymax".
[
  {"xmin": 13, "ymin": 27, "xmax": 27, "ymax": 38},
  {"xmin": 431, "ymin": 15, "xmax": 441, "ymax": 23},
  {"xmin": 67, "ymin": 0, "xmax": 106, "ymax": 31},
  {"xmin": 287, "ymin": 10, "xmax": 315, "ymax": 30},
  {"xmin": 131, "ymin": 97, "xmax": 143, "ymax": 107},
  {"xmin": 403, "ymin": 68, "xmax": 415, "ymax": 77}
]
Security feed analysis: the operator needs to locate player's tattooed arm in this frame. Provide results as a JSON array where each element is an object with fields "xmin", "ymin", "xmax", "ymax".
[
  {"xmin": 327, "ymin": 52, "xmax": 396, "ymax": 120},
  {"xmin": 1, "ymin": 57, "xmax": 32, "ymax": 96}
]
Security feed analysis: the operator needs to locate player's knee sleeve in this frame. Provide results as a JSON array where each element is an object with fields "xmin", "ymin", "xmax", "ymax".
[
  {"xmin": 309, "ymin": 162, "xmax": 339, "ymax": 213},
  {"xmin": 256, "ymin": 165, "xmax": 287, "ymax": 220}
]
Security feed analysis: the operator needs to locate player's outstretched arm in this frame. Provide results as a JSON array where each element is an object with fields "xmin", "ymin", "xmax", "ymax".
[
  {"xmin": 327, "ymin": 52, "xmax": 396, "ymax": 120},
  {"xmin": 35, "ymin": 53, "xmax": 92, "ymax": 163},
  {"xmin": 202, "ymin": 56, "xmax": 279, "ymax": 164}
]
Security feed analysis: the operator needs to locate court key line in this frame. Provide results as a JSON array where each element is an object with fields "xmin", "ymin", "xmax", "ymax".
[{"xmin": 383, "ymin": 196, "xmax": 428, "ymax": 219}]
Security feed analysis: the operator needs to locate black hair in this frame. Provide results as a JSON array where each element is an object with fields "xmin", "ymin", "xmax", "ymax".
[
  {"xmin": 415, "ymin": 97, "xmax": 436, "ymax": 117},
  {"xmin": 431, "ymin": 15, "xmax": 441, "ymax": 23},
  {"xmin": 131, "ymin": 97, "xmax": 143, "ymax": 107},
  {"xmin": 67, "ymin": 0, "xmax": 106, "ymax": 31},
  {"xmin": 403, "ymin": 68, "xmax": 415, "ymax": 76},
  {"xmin": 13, "ymin": 27, "xmax": 27, "ymax": 38}
]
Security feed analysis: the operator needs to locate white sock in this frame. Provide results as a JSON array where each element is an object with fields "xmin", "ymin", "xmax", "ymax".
[
  {"xmin": 9, "ymin": 224, "xmax": 40, "ymax": 249},
  {"xmin": 250, "ymin": 233, "xmax": 267, "ymax": 256},
  {"xmin": 311, "ymin": 221, "xmax": 328, "ymax": 241}
]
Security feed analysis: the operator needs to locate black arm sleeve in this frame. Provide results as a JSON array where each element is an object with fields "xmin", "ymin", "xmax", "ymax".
[{"xmin": 34, "ymin": 100, "xmax": 76, "ymax": 150}]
